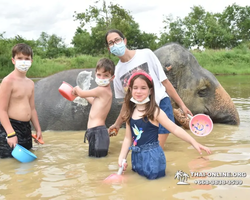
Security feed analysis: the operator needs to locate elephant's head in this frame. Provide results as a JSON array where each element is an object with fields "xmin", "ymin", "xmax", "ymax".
[{"xmin": 154, "ymin": 43, "xmax": 240, "ymax": 125}]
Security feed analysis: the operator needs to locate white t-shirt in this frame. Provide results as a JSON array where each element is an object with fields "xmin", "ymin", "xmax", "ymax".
[{"xmin": 113, "ymin": 48, "xmax": 168, "ymax": 105}]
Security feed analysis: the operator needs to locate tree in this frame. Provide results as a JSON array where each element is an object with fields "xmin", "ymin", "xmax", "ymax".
[
  {"xmin": 219, "ymin": 4, "xmax": 250, "ymax": 47},
  {"xmin": 159, "ymin": 15, "xmax": 186, "ymax": 47},
  {"xmin": 202, "ymin": 12, "xmax": 233, "ymax": 49},
  {"xmin": 0, "ymin": 34, "xmax": 13, "ymax": 71},
  {"xmin": 73, "ymin": 0, "xmax": 158, "ymax": 55},
  {"xmin": 71, "ymin": 28, "xmax": 93, "ymax": 55},
  {"xmin": 36, "ymin": 32, "xmax": 68, "ymax": 58},
  {"xmin": 0, "ymin": 34, "xmax": 38, "ymax": 72},
  {"xmin": 182, "ymin": 6, "xmax": 207, "ymax": 49}
]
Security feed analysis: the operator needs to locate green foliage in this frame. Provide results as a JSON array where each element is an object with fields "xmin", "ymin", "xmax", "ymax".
[
  {"xmin": 0, "ymin": 2, "xmax": 250, "ymax": 64},
  {"xmin": 159, "ymin": 15, "xmax": 185, "ymax": 47},
  {"xmin": 160, "ymin": 4, "xmax": 250, "ymax": 50},
  {"xmin": 71, "ymin": 28, "xmax": 93, "ymax": 55},
  {"xmin": 1, "ymin": 44, "xmax": 250, "ymax": 79},
  {"xmin": 72, "ymin": 0, "xmax": 159, "ymax": 54},
  {"xmin": 219, "ymin": 4, "xmax": 250, "ymax": 44},
  {"xmin": 192, "ymin": 45, "xmax": 250, "ymax": 75},
  {"xmin": 36, "ymin": 32, "xmax": 73, "ymax": 58},
  {"xmin": 26, "ymin": 54, "xmax": 116, "ymax": 78},
  {"xmin": 73, "ymin": 0, "xmax": 137, "ymax": 55}
]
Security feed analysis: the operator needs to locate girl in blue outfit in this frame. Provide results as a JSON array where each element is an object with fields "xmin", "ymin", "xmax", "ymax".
[{"xmin": 118, "ymin": 71, "xmax": 212, "ymax": 180}]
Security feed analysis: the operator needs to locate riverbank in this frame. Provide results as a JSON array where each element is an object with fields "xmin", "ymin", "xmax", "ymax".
[
  {"xmin": 1, "ymin": 47, "xmax": 250, "ymax": 79},
  {"xmin": 192, "ymin": 48, "xmax": 250, "ymax": 75}
]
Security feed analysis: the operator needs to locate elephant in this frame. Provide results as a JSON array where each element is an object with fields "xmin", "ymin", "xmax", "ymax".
[
  {"xmin": 154, "ymin": 43, "xmax": 240, "ymax": 127},
  {"xmin": 34, "ymin": 43, "xmax": 240, "ymax": 131}
]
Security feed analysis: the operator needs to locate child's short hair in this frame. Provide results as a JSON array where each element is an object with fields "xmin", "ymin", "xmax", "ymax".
[
  {"xmin": 12, "ymin": 43, "xmax": 33, "ymax": 59},
  {"xmin": 96, "ymin": 58, "xmax": 115, "ymax": 76}
]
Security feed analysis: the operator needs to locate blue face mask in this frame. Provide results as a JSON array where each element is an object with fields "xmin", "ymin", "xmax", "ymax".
[{"xmin": 110, "ymin": 41, "xmax": 126, "ymax": 57}]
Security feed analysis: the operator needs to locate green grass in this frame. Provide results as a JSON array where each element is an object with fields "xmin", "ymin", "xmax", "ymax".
[
  {"xmin": 26, "ymin": 54, "xmax": 119, "ymax": 78},
  {"xmin": 192, "ymin": 47, "xmax": 250, "ymax": 75},
  {"xmin": 1, "ymin": 47, "xmax": 250, "ymax": 79}
]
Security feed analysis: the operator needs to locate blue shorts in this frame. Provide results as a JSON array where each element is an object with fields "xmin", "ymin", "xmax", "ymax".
[
  {"xmin": 129, "ymin": 142, "xmax": 166, "ymax": 180},
  {"xmin": 159, "ymin": 97, "xmax": 175, "ymax": 134}
]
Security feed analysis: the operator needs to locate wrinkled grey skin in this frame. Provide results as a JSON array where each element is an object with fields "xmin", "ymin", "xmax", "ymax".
[
  {"xmin": 154, "ymin": 43, "xmax": 240, "ymax": 125},
  {"xmin": 35, "ymin": 43, "xmax": 239, "ymax": 131}
]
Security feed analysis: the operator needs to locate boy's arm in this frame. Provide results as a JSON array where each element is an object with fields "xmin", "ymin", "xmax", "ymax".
[
  {"xmin": 72, "ymin": 86, "xmax": 97, "ymax": 104},
  {"xmin": 118, "ymin": 122, "xmax": 132, "ymax": 170},
  {"xmin": 72, "ymin": 86, "xmax": 102, "ymax": 99},
  {"xmin": 0, "ymin": 78, "xmax": 17, "ymax": 147},
  {"xmin": 30, "ymin": 83, "xmax": 42, "ymax": 139}
]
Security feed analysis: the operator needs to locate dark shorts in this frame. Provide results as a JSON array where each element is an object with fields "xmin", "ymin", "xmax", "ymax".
[
  {"xmin": 159, "ymin": 97, "xmax": 175, "ymax": 134},
  {"xmin": 129, "ymin": 142, "xmax": 166, "ymax": 180},
  {"xmin": 0, "ymin": 118, "xmax": 32, "ymax": 158},
  {"xmin": 84, "ymin": 125, "xmax": 110, "ymax": 158}
]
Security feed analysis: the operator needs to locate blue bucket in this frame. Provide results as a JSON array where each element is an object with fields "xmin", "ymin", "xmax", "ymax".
[{"xmin": 11, "ymin": 144, "xmax": 37, "ymax": 163}]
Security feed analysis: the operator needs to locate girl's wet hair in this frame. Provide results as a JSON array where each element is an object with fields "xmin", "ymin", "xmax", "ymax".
[
  {"xmin": 12, "ymin": 43, "xmax": 33, "ymax": 59},
  {"xmin": 96, "ymin": 58, "xmax": 115, "ymax": 76},
  {"xmin": 105, "ymin": 29, "xmax": 125, "ymax": 46},
  {"xmin": 123, "ymin": 73, "xmax": 160, "ymax": 124}
]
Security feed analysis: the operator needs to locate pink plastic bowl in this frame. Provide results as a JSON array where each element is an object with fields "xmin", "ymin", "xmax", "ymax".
[
  {"xmin": 58, "ymin": 81, "xmax": 76, "ymax": 101},
  {"xmin": 189, "ymin": 114, "xmax": 213, "ymax": 137}
]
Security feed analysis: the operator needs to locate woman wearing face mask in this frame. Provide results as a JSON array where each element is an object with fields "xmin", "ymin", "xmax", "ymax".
[
  {"xmin": 0, "ymin": 43, "xmax": 43, "ymax": 158},
  {"xmin": 105, "ymin": 29, "xmax": 193, "ymax": 150}
]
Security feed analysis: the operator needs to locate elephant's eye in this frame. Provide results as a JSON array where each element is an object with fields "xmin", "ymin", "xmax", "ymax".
[{"xmin": 198, "ymin": 86, "xmax": 208, "ymax": 97}]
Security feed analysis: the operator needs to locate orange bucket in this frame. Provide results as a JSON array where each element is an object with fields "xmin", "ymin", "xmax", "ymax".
[{"xmin": 58, "ymin": 81, "xmax": 76, "ymax": 101}]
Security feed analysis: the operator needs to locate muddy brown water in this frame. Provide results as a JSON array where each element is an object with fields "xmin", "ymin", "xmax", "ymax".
[{"xmin": 0, "ymin": 75, "xmax": 249, "ymax": 200}]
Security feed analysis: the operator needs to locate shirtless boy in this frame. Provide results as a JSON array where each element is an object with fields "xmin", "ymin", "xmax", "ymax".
[
  {"xmin": 72, "ymin": 58, "xmax": 115, "ymax": 157},
  {"xmin": 0, "ymin": 43, "xmax": 42, "ymax": 158}
]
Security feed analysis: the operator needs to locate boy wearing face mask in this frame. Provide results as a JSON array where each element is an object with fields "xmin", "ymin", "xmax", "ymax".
[
  {"xmin": 0, "ymin": 43, "xmax": 43, "ymax": 158},
  {"xmin": 72, "ymin": 58, "xmax": 115, "ymax": 158}
]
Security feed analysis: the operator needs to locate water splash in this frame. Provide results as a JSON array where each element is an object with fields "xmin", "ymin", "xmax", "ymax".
[{"xmin": 73, "ymin": 71, "xmax": 93, "ymax": 106}]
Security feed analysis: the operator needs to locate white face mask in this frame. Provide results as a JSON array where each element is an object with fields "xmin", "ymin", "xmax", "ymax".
[
  {"xmin": 130, "ymin": 96, "xmax": 150, "ymax": 105},
  {"xmin": 15, "ymin": 60, "xmax": 32, "ymax": 72},
  {"xmin": 95, "ymin": 76, "xmax": 111, "ymax": 87}
]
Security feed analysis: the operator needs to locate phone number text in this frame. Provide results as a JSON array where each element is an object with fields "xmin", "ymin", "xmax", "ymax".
[{"xmin": 194, "ymin": 179, "xmax": 243, "ymax": 185}]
